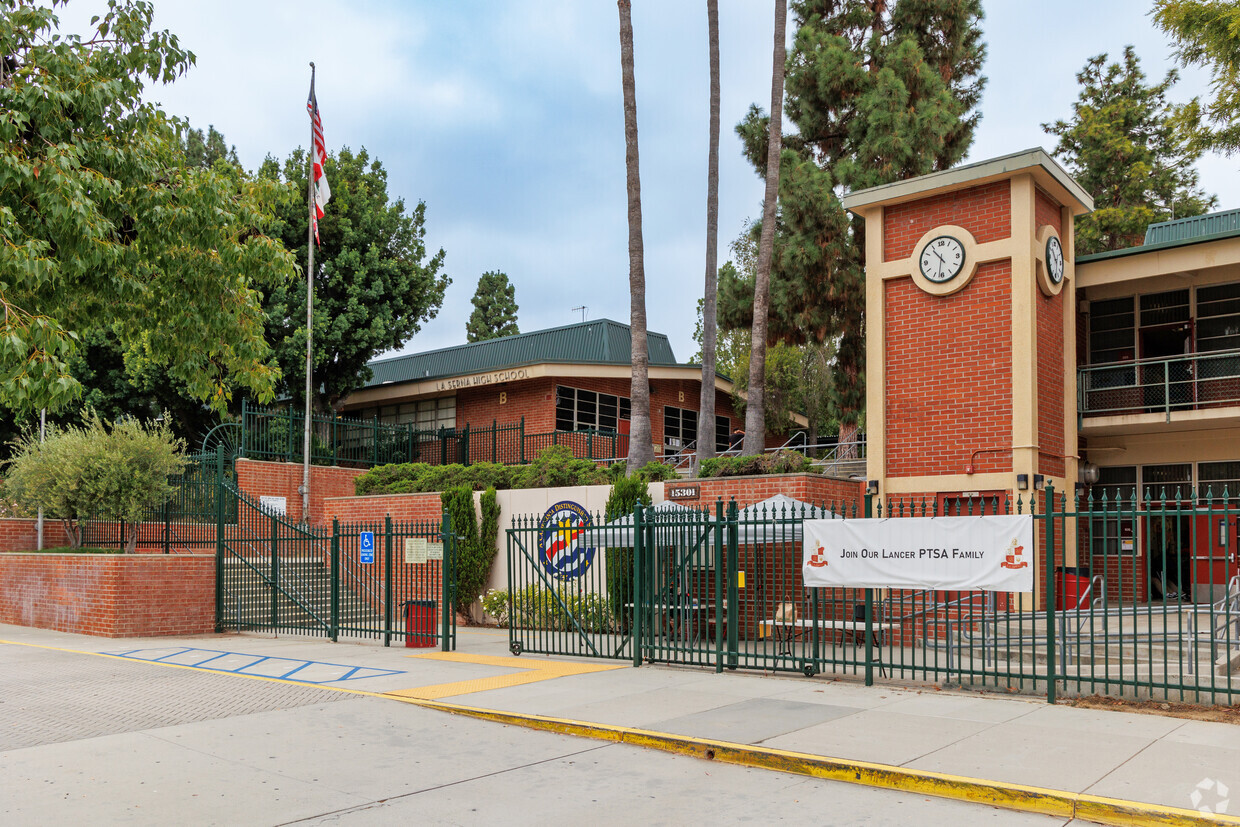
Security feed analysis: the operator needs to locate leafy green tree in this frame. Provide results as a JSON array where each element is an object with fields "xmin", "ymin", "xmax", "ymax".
[
  {"xmin": 183, "ymin": 124, "xmax": 239, "ymax": 168},
  {"xmin": 439, "ymin": 484, "xmax": 500, "ymax": 617},
  {"xmin": 6, "ymin": 412, "xmax": 187, "ymax": 551},
  {"xmin": 1044, "ymin": 46, "xmax": 1215, "ymax": 254},
  {"xmin": 0, "ymin": 1, "xmax": 295, "ymax": 415},
  {"xmin": 722, "ymin": 0, "xmax": 986, "ymax": 441},
  {"xmin": 1154, "ymin": 0, "xmax": 1240, "ymax": 156},
  {"xmin": 466, "ymin": 270, "xmax": 519, "ymax": 342},
  {"xmin": 258, "ymin": 147, "xmax": 449, "ymax": 408}
]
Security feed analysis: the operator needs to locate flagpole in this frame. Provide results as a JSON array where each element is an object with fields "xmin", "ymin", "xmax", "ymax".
[{"xmin": 302, "ymin": 61, "xmax": 316, "ymax": 525}]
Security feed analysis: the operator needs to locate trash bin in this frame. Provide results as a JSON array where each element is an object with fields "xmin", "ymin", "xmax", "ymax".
[
  {"xmin": 1054, "ymin": 566, "xmax": 1091, "ymax": 611},
  {"xmin": 404, "ymin": 599, "xmax": 437, "ymax": 648}
]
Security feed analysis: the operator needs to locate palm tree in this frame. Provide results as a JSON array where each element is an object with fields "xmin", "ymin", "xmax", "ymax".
[
  {"xmin": 618, "ymin": 0, "xmax": 655, "ymax": 469},
  {"xmin": 742, "ymin": 0, "xmax": 787, "ymax": 456},
  {"xmin": 696, "ymin": 0, "xmax": 721, "ymax": 471}
]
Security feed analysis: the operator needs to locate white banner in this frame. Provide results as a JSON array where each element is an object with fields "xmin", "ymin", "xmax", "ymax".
[{"xmin": 803, "ymin": 516, "xmax": 1035, "ymax": 592}]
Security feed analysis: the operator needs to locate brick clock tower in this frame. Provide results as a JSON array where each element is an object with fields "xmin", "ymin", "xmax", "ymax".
[{"xmin": 842, "ymin": 149, "xmax": 1093, "ymax": 536}]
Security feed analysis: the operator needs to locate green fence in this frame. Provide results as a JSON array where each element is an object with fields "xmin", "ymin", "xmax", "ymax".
[
  {"xmin": 239, "ymin": 401, "xmax": 618, "ymax": 468},
  {"xmin": 81, "ymin": 449, "xmax": 235, "ymax": 553},
  {"xmin": 503, "ymin": 489, "xmax": 1240, "ymax": 703},
  {"xmin": 215, "ymin": 476, "xmax": 457, "ymax": 648}
]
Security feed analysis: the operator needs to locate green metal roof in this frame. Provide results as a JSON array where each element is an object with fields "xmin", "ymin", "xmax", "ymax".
[
  {"xmin": 1076, "ymin": 208, "xmax": 1240, "ymax": 264},
  {"xmin": 364, "ymin": 318, "xmax": 684, "ymax": 388}
]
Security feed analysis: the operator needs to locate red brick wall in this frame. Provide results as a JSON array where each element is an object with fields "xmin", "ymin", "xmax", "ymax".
[
  {"xmin": 0, "ymin": 554, "xmax": 215, "ymax": 637},
  {"xmin": 1037, "ymin": 287, "xmax": 1067, "ymax": 478},
  {"xmin": 883, "ymin": 181, "xmax": 1011, "ymax": 262},
  {"xmin": 884, "ymin": 261, "xmax": 1014, "ymax": 476},
  {"xmin": 0, "ymin": 519, "xmax": 70, "ymax": 551},
  {"xmin": 664, "ymin": 474, "xmax": 865, "ymax": 513},
  {"xmin": 235, "ymin": 459, "xmax": 367, "ymax": 525},
  {"xmin": 1035, "ymin": 188, "xmax": 1063, "ymax": 237},
  {"xmin": 323, "ymin": 492, "xmax": 444, "ymax": 524}
]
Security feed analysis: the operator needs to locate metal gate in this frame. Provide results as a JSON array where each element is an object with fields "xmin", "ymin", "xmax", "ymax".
[{"xmin": 217, "ymin": 481, "xmax": 456, "ymax": 649}]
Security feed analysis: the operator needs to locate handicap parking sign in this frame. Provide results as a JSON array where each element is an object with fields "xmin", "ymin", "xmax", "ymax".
[{"xmin": 359, "ymin": 531, "xmax": 375, "ymax": 564}]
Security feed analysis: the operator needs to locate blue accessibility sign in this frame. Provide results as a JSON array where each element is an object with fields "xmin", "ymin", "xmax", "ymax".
[{"xmin": 359, "ymin": 531, "xmax": 375, "ymax": 564}]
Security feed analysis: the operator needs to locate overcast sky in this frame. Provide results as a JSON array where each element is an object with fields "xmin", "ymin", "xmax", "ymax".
[{"xmin": 62, "ymin": 1, "xmax": 1239, "ymax": 364}]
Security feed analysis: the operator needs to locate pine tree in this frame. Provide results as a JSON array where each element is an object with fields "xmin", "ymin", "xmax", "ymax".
[
  {"xmin": 1154, "ymin": 0, "xmax": 1240, "ymax": 156},
  {"xmin": 722, "ymin": 0, "xmax": 985, "ymax": 441},
  {"xmin": 466, "ymin": 271, "xmax": 520, "ymax": 342},
  {"xmin": 1043, "ymin": 46, "xmax": 1216, "ymax": 255}
]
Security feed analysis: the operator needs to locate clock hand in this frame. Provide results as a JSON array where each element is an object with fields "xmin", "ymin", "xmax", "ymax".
[{"xmin": 932, "ymin": 250, "xmax": 946, "ymax": 264}]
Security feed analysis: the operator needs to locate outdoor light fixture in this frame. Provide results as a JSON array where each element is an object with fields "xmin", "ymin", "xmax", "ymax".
[
  {"xmin": 1033, "ymin": 474, "xmax": 1045, "ymax": 490},
  {"xmin": 1016, "ymin": 474, "xmax": 1029, "ymax": 491},
  {"xmin": 866, "ymin": 480, "xmax": 879, "ymax": 495}
]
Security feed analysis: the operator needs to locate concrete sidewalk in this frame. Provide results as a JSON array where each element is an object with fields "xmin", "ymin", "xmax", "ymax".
[{"xmin": 2, "ymin": 622, "xmax": 1237, "ymax": 824}]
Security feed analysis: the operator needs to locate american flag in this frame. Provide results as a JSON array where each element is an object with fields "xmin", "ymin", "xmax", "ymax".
[{"xmin": 306, "ymin": 73, "xmax": 331, "ymax": 245}]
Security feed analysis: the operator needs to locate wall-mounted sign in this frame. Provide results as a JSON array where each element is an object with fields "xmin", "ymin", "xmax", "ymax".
[
  {"xmin": 667, "ymin": 484, "xmax": 700, "ymax": 501},
  {"xmin": 803, "ymin": 516, "xmax": 1034, "ymax": 591},
  {"xmin": 404, "ymin": 538, "xmax": 444, "ymax": 564},
  {"xmin": 435, "ymin": 368, "xmax": 529, "ymax": 392},
  {"xmin": 359, "ymin": 531, "xmax": 375, "ymax": 565},
  {"xmin": 259, "ymin": 496, "xmax": 287, "ymax": 515},
  {"xmin": 539, "ymin": 500, "xmax": 595, "ymax": 580}
]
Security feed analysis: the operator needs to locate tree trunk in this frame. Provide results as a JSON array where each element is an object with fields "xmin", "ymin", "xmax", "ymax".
[
  {"xmin": 696, "ymin": 0, "xmax": 722, "ymax": 474},
  {"xmin": 63, "ymin": 519, "xmax": 81, "ymax": 549},
  {"xmin": 742, "ymin": 0, "xmax": 787, "ymax": 457},
  {"xmin": 125, "ymin": 521, "xmax": 139, "ymax": 554},
  {"xmin": 618, "ymin": 0, "xmax": 655, "ymax": 469}
]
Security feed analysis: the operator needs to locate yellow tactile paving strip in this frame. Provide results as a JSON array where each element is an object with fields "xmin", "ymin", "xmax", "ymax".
[{"xmin": 387, "ymin": 651, "xmax": 628, "ymax": 700}]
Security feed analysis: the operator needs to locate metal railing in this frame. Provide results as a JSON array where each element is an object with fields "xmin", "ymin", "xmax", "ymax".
[
  {"xmin": 660, "ymin": 435, "xmax": 868, "ymax": 478},
  {"xmin": 239, "ymin": 401, "xmax": 619, "ymax": 468},
  {"xmin": 1079, "ymin": 347, "xmax": 1240, "ymax": 421}
]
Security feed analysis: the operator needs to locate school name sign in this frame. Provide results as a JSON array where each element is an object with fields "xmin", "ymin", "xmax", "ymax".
[{"xmin": 802, "ymin": 516, "xmax": 1035, "ymax": 592}]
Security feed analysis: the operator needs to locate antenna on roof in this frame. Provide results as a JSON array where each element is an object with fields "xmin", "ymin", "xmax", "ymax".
[{"xmin": 571, "ymin": 306, "xmax": 588, "ymax": 322}]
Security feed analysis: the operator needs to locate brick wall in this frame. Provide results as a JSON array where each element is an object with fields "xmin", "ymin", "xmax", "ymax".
[
  {"xmin": 884, "ymin": 261, "xmax": 1014, "ymax": 476},
  {"xmin": 883, "ymin": 180, "xmax": 1010, "ymax": 262},
  {"xmin": 235, "ymin": 458, "xmax": 368, "ymax": 525},
  {"xmin": 0, "ymin": 518, "xmax": 70, "ymax": 551},
  {"xmin": 1037, "ymin": 285, "xmax": 1067, "ymax": 477},
  {"xmin": 323, "ymin": 492, "xmax": 444, "ymax": 524},
  {"xmin": 1035, "ymin": 187, "xmax": 1063, "ymax": 236},
  {"xmin": 0, "ymin": 554, "xmax": 215, "ymax": 637},
  {"xmin": 664, "ymin": 474, "xmax": 865, "ymax": 512}
]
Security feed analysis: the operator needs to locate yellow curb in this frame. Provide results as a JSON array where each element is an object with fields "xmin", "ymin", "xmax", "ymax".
[{"xmin": 395, "ymin": 698, "xmax": 1239, "ymax": 827}]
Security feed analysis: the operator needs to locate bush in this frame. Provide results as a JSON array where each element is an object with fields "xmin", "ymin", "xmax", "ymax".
[
  {"xmin": 633, "ymin": 461, "xmax": 677, "ymax": 482},
  {"xmin": 355, "ymin": 461, "xmax": 512, "ymax": 496},
  {"xmin": 5, "ymin": 412, "xmax": 187, "ymax": 552},
  {"xmin": 440, "ymin": 485, "xmax": 501, "ymax": 618},
  {"xmin": 698, "ymin": 450, "xmax": 812, "ymax": 479},
  {"xmin": 511, "ymin": 445, "xmax": 609, "ymax": 489},
  {"xmin": 480, "ymin": 588, "xmax": 510, "ymax": 625},
  {"xmin": 505, "ymin": 584, "xmax": 614, "ymax": 633},
  {"xmin": 603, "ymin": 471, "xmax": 652, "ymax": 627}
]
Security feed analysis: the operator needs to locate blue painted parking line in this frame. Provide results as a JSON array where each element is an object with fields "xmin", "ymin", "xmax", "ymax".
[{"xmin": 105, "ymin": 647, "xmax": 405, "ymax": 684}]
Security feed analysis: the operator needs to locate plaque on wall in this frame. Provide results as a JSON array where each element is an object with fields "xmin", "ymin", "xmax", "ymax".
[{"xmin": 667, "ymin": 484, "xmax": 700, "ymax": 501}]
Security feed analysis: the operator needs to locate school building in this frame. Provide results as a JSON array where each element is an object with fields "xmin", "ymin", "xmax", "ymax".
[
  {"xmin": 337, "ymin": 317, "xmax": 803, "ymax": 461},
  {"xmin": 842, "ymin": 146, "xmax": 1240, "ymax": 604}
]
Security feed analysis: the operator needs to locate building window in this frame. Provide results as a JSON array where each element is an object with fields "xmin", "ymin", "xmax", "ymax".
[
  {"xmin": 1142, "ymin": 463, "xmax": 1192, "ymax": 503},
  {"xmin": 663, "ymin": 406, "xmax": 698, "ymax": 450},
  {"xmin": 1199, "ymin": 460, "xmax": 1240, "ymax": 503},
  {"xmin": 1089, "ymin": 297, "xmax": 1135, "ymax": 365},
  {"xmin": 1090, "ymin": 466, "xmax": 1137, "ymax": 559},
  {"xmin": 364, "ymin": 397, "xmax": 456, "ymax": 430},
  {"xmin": 715, "ymin": 415, "xmax": 730, "ymax": 452},
  {"xmin": 555, "ymin": 386, "xmax": 630, "ymax": 432}
]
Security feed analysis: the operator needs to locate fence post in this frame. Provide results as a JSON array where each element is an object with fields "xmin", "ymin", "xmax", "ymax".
[
  {"xmin": 214, "ymin": 444, "xmax": 225, "ymax": 632},
  {"xmin": 1045, "ymin": 482, "xmax": 1057, "ymax": 704},
  {"xmin": 331, "ymin": 410, "xmax": 338, "ymax": 466},
  {"xmin": 330, "ymin": 518, "xmax": 340, "ymax": 642},
  {"xmin": 520, "ymin": 416, "xmax": 526, "ymax": 463},
  {"xmin": 440, "ymin": 426, "xmax": 447, "ymax": 466},
  {"xmin": 270, "ymin": 512, "xmax": 279, "ymax": 629},
  {"xmin": 714, "ymin": 499, "xmax": 725, "ymax": 673},
  {"xmin": 492, "ymin": 419, "xmax": 497, "ymax": 463},
  {"xmin": 384, "ymin": 514, "xmax": 394, "ymax": 647},
  {"xmin": 441, "ymin": 510, "xmax": 454, "ymax": 652},
  {"xmin": 163, "ymin": 498, "xmax": 170, "ymax": 555},
  {"xmin": 632, "ymin": 503, "xmax": 644, "ymax": 668},
  {"xmin": 726, "ymin": 499, "xmax": 739, "ymax": 669},
  {"xmin": 462, "ymin": 423, "xmax": 470, "ymax": 466},
  {"xmin": 864, "ymin": 589, "xmax": 875, "ymax": 687}
]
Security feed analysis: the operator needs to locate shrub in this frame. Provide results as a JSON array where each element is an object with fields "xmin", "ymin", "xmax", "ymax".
[
  {"xmin": 5, "ymin": 412, "xmax": 187, "ymax": 552},
  {"xmin": 481, "ymin": 588, "xmax": 510, "ymax": 626},
  {"xmin": 603, "ymin": 471, "xmax": 652, "ymax": 626},
  {"xmin": 511, "ymin": 445, "xmax": 609, "ymax": 489},
  {"xmin": 633, "ymin": 461, "xmax": 677, "ymax": 482},
  {"xmin": 506, "ymin": 584, "xmax": 613, "ymax": 633},
  {"xmin": 698, "ymin": 450, "xmax": 811, "ymax": 479},
  {"xmin": 440, "ymin": 485, "xmax": 501, "ymax": 617},
  {"xmin": 355, "ymin": 461, "xmax": 512, "ymax": 496}
]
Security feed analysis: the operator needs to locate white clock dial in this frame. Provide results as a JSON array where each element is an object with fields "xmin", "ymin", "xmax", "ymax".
[
  {"xmin": 1046, "ymin": 235, "xmax": 1065, "ymax": 284},
  {"xmin": 919, "ymin": 235, "xmax": 966, "ymax": 283}
]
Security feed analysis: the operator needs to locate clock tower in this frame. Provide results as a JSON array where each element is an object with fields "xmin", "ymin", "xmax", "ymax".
[{"xmin": 842, "ymin": 147, "xmax": 1092, "ymax": 530}]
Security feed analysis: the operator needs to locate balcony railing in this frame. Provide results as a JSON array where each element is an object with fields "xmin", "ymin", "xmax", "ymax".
[{"xmin": 1078, "ymin": 348, "xmax": 1240, "ymax": 422}]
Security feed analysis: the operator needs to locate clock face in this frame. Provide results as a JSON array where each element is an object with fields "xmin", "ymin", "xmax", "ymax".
[
  {"xmin": 1045, "ymin": 235, "xmax": 1065, "ymax": 284},
  {"xmin": 919, "ymin": 235, "xmax": 966, "ymax": 283}
]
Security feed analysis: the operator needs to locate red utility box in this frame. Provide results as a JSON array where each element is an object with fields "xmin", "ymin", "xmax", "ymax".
[
  {"xmin": 404, "ymin": 599, "xmax": 437, "ymax": 648},
  {"xmin": 1054, "ymin": 566, "xmax": 1091, "ymax": 611}
]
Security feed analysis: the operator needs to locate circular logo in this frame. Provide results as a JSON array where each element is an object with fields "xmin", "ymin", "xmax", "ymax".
[{"xmin": 538, "ymin": 500, "xmax": 595, "ymax": 580}]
